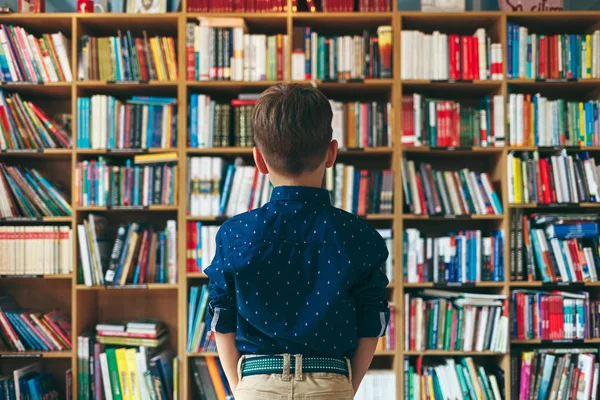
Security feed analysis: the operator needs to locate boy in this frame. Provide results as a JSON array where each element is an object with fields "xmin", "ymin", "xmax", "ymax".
[{"xmin": 205, "ymin": 83, "xmax": 390, "ymax": 399}]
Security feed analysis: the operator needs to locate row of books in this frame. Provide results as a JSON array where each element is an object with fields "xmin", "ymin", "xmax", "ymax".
[
  {"xmin": 0, "ymin": 91, "xmax": 71, "ymax": 150},
  {"xmin": 0, "ymin": 294, "xmax": 71, "ymax": 352},
  {"xmin": 354, "ymin": 370, "xmax": 396, "ymax": 400},
  {"xmin": 188, "ymin": 157, "xmax": 272, "ymax": 217},
  {"xmin": 403, "ymin": 229, "xmax": 504, "ymax": 284},
  {"xmin": 291, "ymin": 26, "xmax": 392, "ymax": 81},
  {"xmin": 303, "ymin": 0, "xmax": 391, "ymax": 12},
  {"xmin": 507, "ymin": 150, "xmax": 600, "ymax": 205},
  {"xmin": 187, "ymin": 0, "xmax": 285, "ymax": 12},
  {"xmin": 190, "ymin": 357, "xmax": 233, "ymax": 400},
  {"xmin": 0, "ymin": 225, "xmax": 72, "ymax": 276},
  {"xmin": 508, "ymin": 95, "xmax": 600, "ymax": 147},
  {"xmin": 187, "ymin": 223, "xmax": 218, "ymax": 273},
  {"xmin": 511, "ymin": 211, "xmax": 600, "ymax": 283},
  {"xmin": 402, "ymin": 160, "xmax": 503, "ymax": 216},
  {"xmin": 78, "ymin": 215, "xmax": 177, "ymax": 287},
  {"xmin": 330, "ymin": 100, "xmax": 392, "ymax": 149},
  {"xmin": 187, "ymin": 285, "xmax": 214, "ymax": 353},
  {"xmin": 379, "ymin": 303, "xmax": 395, "ymax": 351},
  {"xmin": 0, "ymin": 26, "xmax": 72, "ymax": 83},
  {"xmin": 326, "ymin": 164, "xmax": 394, "ymax": 215},
  {"xmin": 512, "ymin": 290, "xmax": 593, "ymax": 341},
  {"xmin": 0, "ymin": 363, "xmax": 61, "ymax": 400},
  {"xmin": 405, "ymin": 357, "xmax": 503, "ymax": 400},
  {"xmin": 78, "ymin": 32, "xmax": 178, "ymax": 82},
  {"xmin": 78, "ymin": 329, "xmax": 176, "ymax": 400},
  {"xmin": 507, "ymin": 24, "xmax": 600, "ymax": 80},
  {"xmin": 401, "ymin": 94, "xmax": 505, "ymax": 148},
  {"xmin": 188, "ymin": 94, "xmax": 257, "ymax": 148},
  {"xmin": 405, "ymin": 291, "xmax": 508, "ymax": 353},
  {"xmin": 401, "ymin": 29, "xmax": 503, "ymax": 81},
  {"xmin": 95, "ymin": 319, "xmax": 168, "ymax": 348},
  {"xmin": 0, "ymin": 164, "xmax": 71, "ymax": 218},
  {"xmin": 74, "ymin": 153, "xmax": 178, "ymax": 207},
  {"xmin": 187, "ymin": 19, "xmax": 288, "ymax": 81},
  {"xmin": 513, "ymin": 349, "xmax": 599, "ymax": 400},
  {"xmin": 77, "ymin": 96, "xmax": 177, "ymax": 150}
]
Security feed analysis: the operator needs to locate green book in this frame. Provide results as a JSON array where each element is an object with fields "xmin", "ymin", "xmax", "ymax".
[
  {"xmin": 455, "ymin": 364, "xmax": 472, "ymax": 400},
  {"xmin": 408, "ymin": 365, "xmax": 414, "ymax": 399},
  {"xmin": 455, "ymin": 306, "xmax": 463, "ymax": 351},
  {"xmin": 557, "ymin": 99, "xmax": 565, "ymax": 144},
  {"xmin": 443, "ymin": 305, "xmax": 453, "ymax": 351},
  {"xmin": 105, "ymin": 348, "xmax": 124, "ymax": 400},
  {"xmin": 143, "ymin": 370, "xmax": 158, "ymax": 400},
  {"xmin": 477, "ymin": 365, "xmax": 493, "ymax": 400}
]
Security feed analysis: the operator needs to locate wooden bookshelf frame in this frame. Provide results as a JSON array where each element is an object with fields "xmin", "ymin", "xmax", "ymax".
[{"xmin": 2, "ymin": 8, "xmax": 600, "ymax": 400}]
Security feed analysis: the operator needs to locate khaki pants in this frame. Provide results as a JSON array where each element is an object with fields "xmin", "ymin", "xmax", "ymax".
[{"xmin": 234, "ymin": 355, "xmax": 355, "ymax": 400}]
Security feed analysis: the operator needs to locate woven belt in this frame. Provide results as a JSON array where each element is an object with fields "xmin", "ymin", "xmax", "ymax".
[{"xmin": 241, "ymin": 355, "xmax": 349, "ymax": 378}]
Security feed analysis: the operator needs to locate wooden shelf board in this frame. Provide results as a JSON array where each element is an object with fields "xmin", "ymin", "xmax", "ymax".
[
  {"xmin": 0, "ymin": 274, "xmax": 72, "ymax": 280},
  {"xmin": 403, "ymin": 350, "xmax": 504, "ymax": 356},
  {"xmin": 76, "ymin": 148, "xmax": 176, "ymax": 155},
  {"xmin": 509, "ymin": 281, "xmax": 600, "ymax": 288},
  {"xmin": 76, "ymin": 205, "xmax": 179, "ymax": 211},
  {"xmin": 404, "ymin": 282, "xmax": 505, "ymax": 288},
  {"xmin": 76, "ymin": 284, "xmax": 179, "ymax": 290},
  {"xmin": 403, "ymin": 214, "xmax": 503, "ymax": 221},
  {"xmin": 77, "ymin": 80, "xmax": 178, "ymax": 88},
  {"xmin": 187, "ymin": 272, "xmax": 207, "ymax": 278},
  {"xmin": 187, "ymin": 352, "xmax": 219, "ymax": 357},
  {"xmin": 511, "ymin": 339, "xmax": 600, "ymax": 344},
  {"xmin": 187, "ymin": 12, "xmax": 287, "ymax": 19},
  {"xmin": 186, "ymin": 147, "xmax": 393, "ymax": 155},
  {"xmin": 0, "ymin": 351, "xmax": 72, "ymax": 358},
  {"xmin": 507, "ymin": 146, "xmax": 600, "ymax": 152},
  {"xmin": 508, "ymin": 203, "xmax": 600, "ymax": 208},
  {"xmin": 292, "ymin": 11, "xmax": 393, "ymax": 18}
]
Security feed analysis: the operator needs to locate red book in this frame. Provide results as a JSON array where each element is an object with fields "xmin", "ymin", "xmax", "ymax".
[
  {"xmin": 415, "ymin": 174, "xmax": 428, "ymax": 216},
  {"xmin": 461, "ymin": 36, "xmax": 469, "ymax": 80},
  {"xmin": 409, "ymin": 298, "xmax": 416, "ymax": 350},
  {"xmin": 357, "ymin": 170, "xmax": 368, "ymax": 216},
  {"xmin": 538, "ymin": 159, "xmax": 550, "ymax": 204},
  {"xmin": 452, "ymin": 102, "xmax": 460, "ymax": 147},
  {"xmin": 516, "ymin": 293, "xmax": 524, "ymax": 339},
  {"xmin": 96, "ymin": 330, "xmax": 163, "ymax": 339},
  {"xmin": 187, "ymin": 222, "xmax": 196, "ymax": 272},
  {"xmin": 449, "ymin": 35, "xmax": 460, "ymax": 80},
  {"xmin": 470, "ymin": 36, "xmax": 478, "ymax": 80},
  {"xmin": 361, "ymin": 103, "xmax": 369, "ymax": 148},
  {"xmin": 135, "ymin": 38, "xmax": 150, "ymax": 81}
]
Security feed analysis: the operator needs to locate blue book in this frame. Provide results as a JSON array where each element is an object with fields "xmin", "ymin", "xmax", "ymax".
[
  {"xmin": 195, "ymin": 222, "xmax": 202, "ymax": 269},
  {"xmin": 587, "ymin": 102, "xmax": 595, "ymax": 145},
  {"xmin": 546, "ymin": 222, "xmax": 598, "ymax": 239},
  {"xmin": 304, "ymin": 27, "xmax": 311, "ymax": 78},
  {"xmin": 430, "ymin": 301, "xmax": 439, "ymax": 349},
  {"xmin": 153, "ymin": 107, "xmax": 163, "ymax": 148},
  {"xmin": 158, "ymin": 232, "xmax": 166, "ymax": 283},
  {"xmin": 190, "ymin": 95, "xmax": 198, "ymax": 148},
  {"xmin": 352, "ymin": 169, "xmax": 360, "ymax": 214},
  {"xmin": 333, "ymin": 37, "xmax": 338, "ymax": 80},
  {"xmin": 218, "ymin": 164, "xmax": 236, "ymax": 216},
  {"xmin": 130, "ymin": 96, "xmax": 177, "ymax": 105},
  {"xmin": 26, "ymin": 375, "xmax": 41, "ymax": 399},
  {"xmin": 108, "ymin": 97, "xmax": 116, "ymax": 149},
  {"xmin": 187, "ymin": 286, "xmax": 199, "ymax": 351},
  {"xmin": 530, "ymin": 228, "xmax": 551, "ymax": 282},
  {"xmin": 120, "ymin": 35, "xmax": 131, "ymax": 81},
  {"xmin": 527, "ymin": 35, "xmax": 532, "ymax": 78},
  {"xmin": 537, "ymin": 354, "xmax": 556, "ymax": 399},
  {"xmin": 191, "ymin": 285, "xmax": 208, "ymax": 351},
  {"xmin": 152, "ymin": 352, "xmax": 174, "ymax": 398},
  {"xmin": 0, "ymin": 51, "xmax": 11, "ymax": 81},
  {"xmin": 6, "ymin": 312, "xmax": 47, "ymax": 351},
  {"xmin": 318, "ymin": 37, "xmax": 326, "ymax": 80},
  {"xmin": 146, "ymin": 104, "xmax": 154, "ymax": 148},
  {"xmin": 112, "ymin": 37, "xmax": 121, "ymax": 80},
  {"xmin": 507, "ymin": 22, "xmax": 513, "ymax": 78},
  {"xmin": 513, "ymin": 25, "xmax": 519, "ymax": 79},
  {"xmin": 169, "ymin": 166, "xmax": 175, "ymax": 205}
]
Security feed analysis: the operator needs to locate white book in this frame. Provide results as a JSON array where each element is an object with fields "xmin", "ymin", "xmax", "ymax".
[
  {"xmin": 516, "ymin": 94, "xmax": 524, "ymax": 146},
  {"xmin": 567, "ymin": 156, "xmax": 579, "ymax": 203},
  {"xmin": 77, "ymin": 224, "xmax": 93, "ymax": 286},
  {"xmin": 201, "ymin": 226, "xmax": 210, "ymax": 271},
  {"xmin": 519, "ymin": 27, "xmax": 527, "ymax": 78},
  {"xmin": 226, "ymin": 166, "xmax": 244, "ymax": 216},
  {"xmin": 539, "ymin": 96, "xmax": 548, "ymax": 146},
  {"xmin": 200, "ymin": 157, "xmax": 212, "ymax": 216},
  {"xmin": 211, "ymin": 158, "xmax": 222, "ymax": 216},
  {"xmin": 260, "ymin": 174, "xmax": 271, "ymax": 207},
  {"xmin": 550, "ymin": 156, "xmax": 563, "ymax": 203},
  {"xmin": 462, "ymin": 306, "xmax": 475, "ymax": 351},
  {"xmin": 236, "ymin": 166, "xmax": 255, "ymax": 215},
  {"xmin": 591, "ymin": 363, "xmax": 599, "ymax": 400},
  {"xmin": 100, "ymin": 353, "xmax": 114, "ymax": 400},
  {"xmin": 27, "ymin": 35, "xmax": 48, "ymax": 82},
  {"xmin": 404, "ymin": 293, "xmax": 410, "ymax": 351},
  {"xmin": 557, "ymin": 154, "xmax": 571, "ymax": 203},
  {"xmin": 493, "ymin": 95, "xmax": 505, "ymax": 147},
  {"xmin": 291, "ymin": 52, "xmax": 305, "ymax": 81},
  {"xmin": 475, "ymin": 28, "xmax": 487, "ymax": 80},
  {"xmin": 576, "ymin": 354, "xmax": 594, "ymax": 400},
  {"xmin": 509, "ymin": 94, "xmax": 517, "ymax": 145},
  {"xmin": 167, "ymin": 220, "xmax": 177, "ymax": 284},
  {"xmin": 413, "ymin": 94, "xmax": 422, "ymax": 145},
  {"xmin": 550, "ymin": 238, "xmax": 570, "ymax": 282},
  {"xmin": 199, "ymin": 25, "xmax": 210, "ymax": 80},
  {"xmin": 400, "ymin": 31, "xmax": 410, "ymax": 79},
  {"xmin": 474, "ymin": 306, "xmax": 489, "ymax": 351},
  {"xmin": 344, "ymin": 165, "xmax": 355, "ymax": 213},
  {"xmin": 51, "ymin": 32, "xmax": 73, "ymax": 82},
  {"xmin": 255, "ymin": 35, "xmax": 267, "ymax": 81},
  {"xmin": 232, "ymin": 27, "xmax": 244, "ymax": 81}
]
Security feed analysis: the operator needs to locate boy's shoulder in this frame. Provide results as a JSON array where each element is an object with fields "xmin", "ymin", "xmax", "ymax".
[{"xmin": 216, "ymin": 207, "xmax": 263, "ymax": 243}]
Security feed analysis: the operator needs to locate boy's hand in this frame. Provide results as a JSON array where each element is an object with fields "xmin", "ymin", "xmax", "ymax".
[
  {"xmin": 351, "ymin": 337, "xmax": 379, "ymax": 393},
  {"xmin": 215, "ymin": 332, "xmax": 241, "ymax": 390}
]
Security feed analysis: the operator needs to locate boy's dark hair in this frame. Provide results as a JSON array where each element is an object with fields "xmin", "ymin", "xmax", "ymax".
[{"xmin": 252, "ymin": 83, "xmax": 333, "ymax": 176}]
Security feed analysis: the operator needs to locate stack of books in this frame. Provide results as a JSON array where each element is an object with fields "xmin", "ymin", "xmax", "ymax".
[
  {"xmin": 189, "ymin": 94, "xmax": 258, "ymax": 148},
  {"xmin": 506, "ymin": 24, "xmax": 600, "ymax": 80},
  {"xmin": 508, "ymin": 94, "xmax": 600, "ymax": 147},
  {"xmin": 402, "ymin": 159, "xmax": 503, "ymax": 216},
  {"xmin": 512, "ymin": 349, "xmax": 599, "ymax": 400},
  {"xmin": 187, "ymin": 0, "xmax": 285, "ymax": 12},
  {"xmin": 404, "ymin": 290, "xmax": 508, "ymax": 353},
  {"xmin": 403, "ymin": 229, "xmax": 504, "ymax": 284},
  {"xmin": 0, "ymin": 363, "xmax": 61, "ymax": 399},
  {"xmin": 507, "ymin": 150, "xmax": 600, "ymax": 205},
  {"xmin": 78, "ymin": 331, "xmax": 176, "ymax": 400},
  {"xmin": 401, "ymin": 29, "xmax": 503, "ymax": 81},
  {"xmin": 187, "ymin": 285, "xmax": 213, "ymax": 353},
  {"xmin": 78, "ymin": 32, "xmax": 178, "ymax": 82},
  {"xmin": 186, "ymin": 222, "xmax": 218, "ymax": 273},
  {"xmin": 291, "ymin": 26, "xmax": 392, "ymax": 81},
  {"xmin": 403, "ymin": 357, "xmax": 504, "ymax": 400},
  {"xmin": 77, "ymin": 215, "xmax": 177, "ymax": 287},
  {"xmin": 188, "ymin": 157, "xmax": 272, "ymax": 217},
  {"xmin": 512, "ymin": 290, "xmax": 592, "ymax": 341},
  {"xmin": 0, "ymin": 164, "xmax": 72, "ymax": 218},
  {"xmin": 0, "ymin": 294, "xmax": 71, "ymax": 352},
  {"xmin": 0, "ymin": 225, "xmax": 72, "ymax": 276},
  {"xmin": 0, "ymin": 91, "xmax": 72, "ymax": 150},
  {"xmin": 190, "ymin": 357, "xmax": 233, "ymax": 399},
  {"xmin": 511, "ymin": 211, "xmax": 600, "ymax": 283},
  {"xmin": 75, "ymin": 153, "xmax": 178, "ymax": 207},
  {"xmin": 186, "ymin": 18, "xmax": 288, "ymax": 81},
  {"xmin": 77, "ymin": 96, "xmax": 177, "ymax": 150},
  {"xmin": 330, "ymin": 100, "xmax": 392, "ymax": 148},
  {"xmin": 95, "ymin": 319, "xmax": 167, "ymax": 348},
  {"xmin": 401, "ymin": 94, "xmax": 505, "ymax": 148},
  {"xmin": 354, "ymin": 370, "xmax": 396, "ymax": 400},
  {"xmin": 0, "ymin": 25, "xmax": 72, "ymax": 83},
  {"xmin": 326, "ymin": 164, "xmax": 394, "ymax": 215}
]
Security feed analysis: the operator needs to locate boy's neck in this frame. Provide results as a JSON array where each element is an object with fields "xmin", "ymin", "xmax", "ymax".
[{"xmin": 269, "ymin": 167, "xmax": 326, "ymax": 189}]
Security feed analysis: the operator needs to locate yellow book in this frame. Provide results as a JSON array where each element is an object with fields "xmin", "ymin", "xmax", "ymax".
[
  {"xmin": 427, "ymin": 374, "xmax": 435, "ymax": 400},
  {"xmin": 173, "ymin": 357, "xmax": 179, "ymax": 400},
  {"xmin": 162, "ymin": 37, "xmax": 176, "ymax": 81},
  {"xmin": 168, "ymin": 38, "xmax": 178, "ymax": 80},
  {"xmin": 586, "ymin": 35, "xmax": 592, "ymax": 78},
  {"xmin": 579, "ymin": 102, "xmax": 585, "ymax": 145},
  {"xmin": 133, "ymin": 152, "xmax": 178, "ymax": 165},
  {"xmin": 420, "ymin": 375, "xmax": 426, "ymax": 400},
  {"xmin": 513, "ymin": 156, "xmax": 522, "ymax": 204},
  {"xmin": 116, "ymin": 348, "xmax": 132, "ymax": 400},
  {"xmin": 149, "ymin": 38, "xmax": 164, "ymax": 81},
  {"xmin": 464, "ymin": 357, "xmax": 485, "ymax": 400},
  {"xmin": 125, "ymin": 349, "xmax": 141, "ymax": 400},
  {"xmin": 118, "ymin": 228, "xmax": 139, "ymax": 285}
]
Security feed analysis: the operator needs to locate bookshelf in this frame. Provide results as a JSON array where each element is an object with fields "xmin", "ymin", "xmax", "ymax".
[{"xmin": 3, "ymin": 7, "xmax": 600, "ymax": 400}]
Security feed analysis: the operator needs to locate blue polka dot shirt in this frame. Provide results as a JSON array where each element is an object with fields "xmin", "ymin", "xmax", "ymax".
[{"xmin": 205, "ymin": 185, "xmax": 390, "ymax": 358}]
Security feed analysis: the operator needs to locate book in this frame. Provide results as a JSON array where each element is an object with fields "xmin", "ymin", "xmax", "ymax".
[
  {"xmin": 292, "ymin": 26, "xmax": 393, "ymax": 81},
  {"xmin": 186, "ymin": 223, "xmax": 218, "ymax": 273},
  {"xmin": 507, "ymin": 150, "xmax": 600, "ymax": 205},
  {"xmin": 78, "ymin": 31, "xmax": 178, "ymax": 82},
  {"xmin": 187, "ymin": 0, "xmax": 285, "ymax": 11},
  {"xmin": 78, "ymin": 217, "xmax": 177, "ymax": 286},
  {"xmin": 506, "ymin": 24, "xmax": 600, "ymax": 80},
  {"xmin": 401, "ymin": 94, "xmax": 505, "ymax": 148},
  {"xmin": 330, "ymin": 100, "xmax": 392, "ymax": 149},
  {"xmin": 0, "ymin": 163, "xmax": 72, "ymax": 218},
  {"xmin": 74, "ymin": 155, "xmax": 178, "ymax": 207},
  {"xmin": 187, "ymin": 18, "xmax": 288, "ymax": 81},
  {"xmin": 401, "ymin": 29, "xmax": 503, "ymax": 81},
  {"xmin": 354, "ymin": 370, "xmax": 396, "ymax": 400},
  {"xmin": 292, "ymin": 0, "xmax": 390, "ymax": 11},
  {"xmin": 0, "ymin": 225, "xmax": 72, "ymax": 276},
  {"xmin": 190, "ymin": 357, "xmax": 233, "ymax": 399},
  {"xmin": 3, "ymin": 363, "xmax": 59, "ymax": 400},
  {"xmin": 0, "ymin": 25, "xmax": 71, "ymax": 83},
  {"xmin": 404, "ymin": 228, "xmax": 504, "ymax": 283},
  {"xmin": 77, "ymin": 96, "xmax": 177, "ymax": 150},
  {"xmin": 402, "ymin": 158, "xmax": 503, "ymax": 216},
  {"xmin": 405, "ymin": 292, "xmax": 508, "ymax": 353},
  {"xmin": 0, "ymin": 90, "xmax": 72, "ymax": 150},
  {"xmin": 508, "ymin": 94, "xmax": 600, "ymax": 147}
]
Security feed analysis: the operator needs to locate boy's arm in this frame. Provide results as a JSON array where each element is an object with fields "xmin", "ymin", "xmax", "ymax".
[
  {"xmin": 351, "ymin": 338, "xmax": 379, "ymax": 392},
  {"xmin": 215, "ymin": 332, "xmax": 240, "ymax": 390}
]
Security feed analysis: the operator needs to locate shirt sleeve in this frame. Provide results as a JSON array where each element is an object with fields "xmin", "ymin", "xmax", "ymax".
[
  {"xmin": 352, "ymin": 238, "xmax": 390, "ymax": 338},
  {"xmin": 205, "ymin": 228, "xmax": 237, "ymax": 334}
]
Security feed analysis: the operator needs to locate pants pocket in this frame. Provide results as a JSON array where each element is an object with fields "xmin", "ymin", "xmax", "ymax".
[{"xmin": 294, "ymin": 373, "xmax": 355, "ymax": 399}]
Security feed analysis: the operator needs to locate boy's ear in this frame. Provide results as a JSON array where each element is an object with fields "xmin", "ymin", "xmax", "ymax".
[
  {"xmin": 253, "ymin": 147, "xmax": 270, "ymax": 174},
  {"xmin": 325, "ymin": 140, "xmax": 338, "ymax": 168}
]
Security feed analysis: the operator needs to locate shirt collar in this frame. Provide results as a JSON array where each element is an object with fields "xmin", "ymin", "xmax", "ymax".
[{"xmin": 270, "ymin": 186, "xmax": 331, "ymax": 205}]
